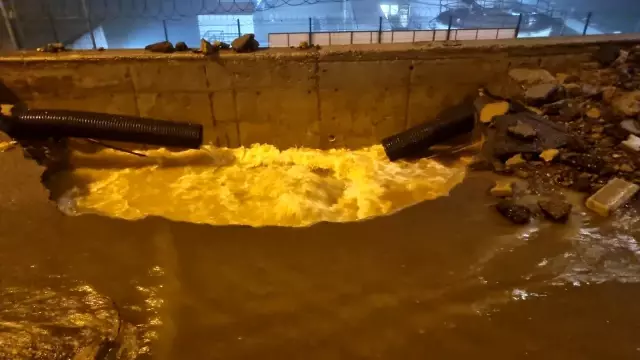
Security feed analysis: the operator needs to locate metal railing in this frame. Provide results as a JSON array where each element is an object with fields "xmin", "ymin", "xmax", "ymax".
[{"xmin": 0, "ymin": 0, "xmax": 638, "ymax": 52}]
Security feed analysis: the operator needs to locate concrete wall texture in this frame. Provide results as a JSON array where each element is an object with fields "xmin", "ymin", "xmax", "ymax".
[{"xmin": 0, "ymin": 35, "xmax": 638, "ymax": 149}]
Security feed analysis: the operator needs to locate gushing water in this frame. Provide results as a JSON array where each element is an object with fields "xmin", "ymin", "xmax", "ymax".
[{"xmin": 55, "ymin": 144, "xmax": 471, "ymax": 227}]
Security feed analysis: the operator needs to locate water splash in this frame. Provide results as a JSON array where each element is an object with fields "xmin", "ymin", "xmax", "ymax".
[{"xmin": 55, "ymin": 144, "xmax": 471, "ymax": 227}]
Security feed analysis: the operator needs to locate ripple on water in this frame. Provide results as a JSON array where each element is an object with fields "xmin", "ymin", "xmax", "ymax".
[{"xmin": 54, "ymin": 144, "xmax": 471, "ymax": 227}]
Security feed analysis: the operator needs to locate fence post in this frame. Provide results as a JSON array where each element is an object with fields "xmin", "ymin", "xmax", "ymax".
[
  {"xmin": 237, "ymin": 19, "xmax": 241, "ymax": 38},
  {"xmin": 378, "ymin": 16, "xmax": 382, "ymax": 44},
  {"xmin": 80, "ymin": 0, "xmax": 96, "ymax": 49},
  {"xmin": 582, "ymin": 12, "xmax": 592, "ymax": 36},
  {"xmin": 162, "ymin": 20, "xmax": 169, "ymax": 42},
  {"xmin": 41, "ymin": 0, "xmax": 59, "ymax": 43},
  {"xmin": 0, "ymin": 0, "xmax": 18, "ymax": 49},
  {"xmin": 446, "ymin": 15, "xmax": 452, "ymax": 41},
  {"xmin": 514, "ymin": 13, "xmax": 523, "ymax": 38},
  {"xmin": 308, "ymin": 17, "xmax": 312, "ymax": 44}
]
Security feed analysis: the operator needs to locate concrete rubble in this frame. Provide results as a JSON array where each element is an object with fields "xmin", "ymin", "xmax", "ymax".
[
  {"xmin": 471, "ymin": 44, "xmax": 640, "ymax": 221},
  {"xmin": 476, "ymin": 45, "xmax": 640, "ymax": 219}
]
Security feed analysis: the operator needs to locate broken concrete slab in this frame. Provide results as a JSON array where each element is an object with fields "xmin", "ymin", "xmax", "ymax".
[
  {"xmin": 490, "ymin": 180, "xmax": 514, "ymax": 197},
  {"xmin": 586, "ymin": 177, "xmax": 639, "ymax": 216},
  {"xmin": 474, "ymin": 95, "xmax": 509, "ymax": 124},
  {"xmin": 539, "ymin": 148, "xmax": 559, "ymax": 162},
  {"xmin": 538, "ymin": 199, "xmax": 572, "ymax": 222},
  {"xmin": 508, "ymin": 120, "xmax": 537, "ymax": 141},
  {"xmin": 525, "ymin": 83, "xmax": 560, "ymax": 106},
  {"xmin": 505, "ymin": 153, "xmax": 526, "ymax": 167},
  {"xmin": 489, "ymin": 112, "xmax": 568, "ymax": 159}
]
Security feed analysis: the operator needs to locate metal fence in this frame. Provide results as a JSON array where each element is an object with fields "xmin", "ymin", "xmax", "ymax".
[
  {"xmin": 269, "ymin": 27, "xmax": 517, "ymax": 47},
  {"xmin": 0, "ymin": 0, "xmax": 638, "ymax": 52}
]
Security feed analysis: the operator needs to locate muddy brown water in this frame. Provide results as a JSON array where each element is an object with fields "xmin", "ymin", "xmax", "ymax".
[{"xmin": 1, "ymin": 144, "xmax": 640, "ymax": 359}]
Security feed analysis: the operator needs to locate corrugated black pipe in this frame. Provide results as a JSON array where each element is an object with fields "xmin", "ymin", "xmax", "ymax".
[
  {"xmin": 381, "ymin": 102, "xmax": 474, "ymax": 161},
  {"xmin": 2, "ymin": 109, "xmax": 203, "ymax": 149}
]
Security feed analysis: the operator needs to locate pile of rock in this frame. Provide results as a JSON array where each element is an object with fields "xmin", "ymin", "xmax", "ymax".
[
  {"xmin": 145, "ymin": 34, "xmax": 259, "ymax": 55},
  {"xmin": 476, "ymin": 44, "xmax": 640, "ymax": 223}
]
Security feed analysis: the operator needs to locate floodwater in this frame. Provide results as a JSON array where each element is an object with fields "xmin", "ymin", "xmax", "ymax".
[{"xmin": 2, "ymin": 142, "xmax": 640, "ymax": 359}]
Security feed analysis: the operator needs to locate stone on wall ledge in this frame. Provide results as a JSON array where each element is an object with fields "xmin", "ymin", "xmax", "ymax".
[{"xmin": 2, "ymin": 34, "xmax": 639, "ymax": 64}]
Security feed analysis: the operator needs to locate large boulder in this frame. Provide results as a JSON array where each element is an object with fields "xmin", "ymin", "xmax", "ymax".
[{"xmin": 232, "ymin": 34, "xmax": 260, "ymax": 53}]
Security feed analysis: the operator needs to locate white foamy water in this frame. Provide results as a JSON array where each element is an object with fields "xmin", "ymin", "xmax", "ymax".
[{"xmin": 57, "ymin": 144, "xmax": 471, "ymax": 227}]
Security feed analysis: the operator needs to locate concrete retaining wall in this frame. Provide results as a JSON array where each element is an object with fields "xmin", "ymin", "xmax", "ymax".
[{"xmin": 1, "ymin": 34, "xmax": 639, "ymax": 149}]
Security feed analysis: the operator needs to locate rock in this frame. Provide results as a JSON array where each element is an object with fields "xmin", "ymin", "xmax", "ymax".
[
  {"xmin": 200, "ymin": 39, "xmax": 215, "ymax": 55},
  {"xmin": 586, "ymin": 107, "xmax": 601, "ymax": 119},
  {"xmin": 563, "ymin": 83, "xmax": 582, "ymax": 97},
  {"xmin": 298, "ymin": 41, "xmax": 312, "ymax": 49},
  {"xmin": 508, "ymin": 120, "xmax": 537, "ymax": 140},
  {"xmin": 232, "ymin": 33, "xmax": 260, "ymax": 53},
  {"xmin": 145, "ymin": 41, "xmax": 174, "ymax": 53},
  {"xmin": 581, "ymin": 84, "xmax": 600, "ymax": 97},
  {"xmin": 612, "ymin": 91, "xmax": 640, "ymax": 116},
  {"xmin": 558, "ymin": 152, "xmax": 606, "ymax": 174},
  {"xmin": 508, "ymin": 68, "xmax": 556, "ymax": 85},
  {"xmin": 175, "ymin": 41, "xmax": 188, "ymax": 51},
  {"xmin": 496, "ymin": 200, "xmax": 531, "ymax": 224},
  {"xmin": 620, "ymin": 119, "xmax": 640, "ymax": 135},
  {"xmin": 622, "ymin": 134, "xmax": 640, "ymax": 152},
  {"xmin": 491, "ymin": 113, "xmax": 568, "ymax": 159},
  {"xmin": 563, "ymin": 74, "xmax": 580, "ymax": 84},
  {"xmin": 469, "ymin": 158, "xmax": 493, "ymax": 171},
  {"xmin": 602, "ymin": 86, "xmax": 618, "ymax": 104},
  {"xmin": 540, "ymin": 148, "xmax": 559, "ymax": 162},
  {"xmin": 505, "ymin": 153, "xmax": 526, "ymax": 167},
  {"xmin": 525, "ymin": 83, "xmax": 560, "ymax": 106},
  {"xmin": 514, "ymin": 169, "xmax": 530, "ymax": 179},
  {"xmin": 594, "ymin": 45, "xmax": 621, "ymax": 67},
  {"xmin": 474, "ymin": 95, "xmax": 509, "ymax": 123},
  {"xmin": 586, "ymin": 177, "xmax": 640, "ymax": 216},
  {"xmin": 98, "ymin": 46, "xmax": 105, "ymax": 51},
  {"xmin": 538, "ymin": 199, "xmax": 572, "ymax": 222},
  {"xmin": 43, "ymin": 42, "xmax": 66, "ymax": 53},
  {"xmin": 573, "ymin": 173, "xmax": 593, "ymax": 192},
  {"xmin": 490, "ymin": 180, "xmax": 514, "ymax": 197},
  {"xmin": 604, "ymin": 124, "xmax": 631, "ymax": 141},
  {"xmin": 213, "ymin": 40, "xmax": 230, "ymax": 49},
  {"xmin": 619, "ymin": 163, "xmax": 635, "ymax": 172},
  {"xmin": 612, "ymin": 50, "xmax": 630, "ymax": 67},
  {"xmin": 566, "ymin": 136, "xmax": 589, "ymax": 152}
]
